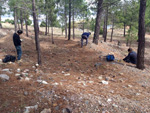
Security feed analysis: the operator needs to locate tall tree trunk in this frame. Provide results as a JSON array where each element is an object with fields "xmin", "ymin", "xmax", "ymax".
[
  {"xmin": 68, "ymin": 0, "xmax": 71, "ymax": 40},
  {"xmin": 72, "ymin": 1, "xmax": 75, "ymax": 39},
  {"xmin": 123, "ymin": 6, "xmax": 126, "ymax": 37},
  {"xmin": 93, "ymin": 0, "xmax": 103, "ymax": 44},
  {"xmin": 0, "ymin": 15, "xmax": 2, "ymax": 29},
  {"xmin": 17, "ymin": 10, "xmax": 21, "ymax": 30},
  {"xmin": 0, "ymin": 10, "xmax": 2, "ymax": 28},
  {"xmin": 82, "ymin": 21, "xmax": 84, "ymax": 33},
  {"xmin": 126, "ymin": 39, "xmax": 129, "ymax": 46},
  {"xmin": 37, "ymin": 15, "xmax": 40, "ymax": 33},
  {"xmin": 104, "ymin": 6, "xmax": 108, "ymax": 42},
  {"xmin": 32, "ymin": 0, "xmax": 42, "ymax": 65},
  {"xmin": 17, "ymin": 19, "xmax": 20, "ymax": 30},
  {"xmin": 51, "ymin": 27, "xmax": 54, "ymax": 44},
  {"xmin": 45, "ymin": 14, "xmax": 48, "ymax": 35},
  {"xmin": 14, "ymin": 7, "xmax": 17, "ymax": 32},
  {"xmin": 123, "ymin": 22, "xmax": 126, "ymax": 37},
  {"xmin": 65, "ymin": 0, "xmax": 67, "ymax": 38},
  {"xmin": 103, "ymin": 13, "xmax": 106, "ymax": 38},
  {"xmin": 137, "ymin": 0, "xmax": 146, "ymax": 70},
  {"xmin": 20, "ymin": 10, "xmax": 23, "ymax": 31},
  {"xmin": 110, "ymin": 14, "xmax": 114, "ymax": 42},
  {"xmin": 25, "ymin": 14, "xmax": 28, "ymax": 37},
  {"xmin": 126, "ymin": 24, "xmax": 132, "ymax": 46},
  {"xmin": 48, "ymin": 19, "xmax": 50, "ymax": 34}
]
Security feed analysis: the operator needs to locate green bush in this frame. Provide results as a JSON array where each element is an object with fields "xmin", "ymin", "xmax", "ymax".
[
  {"xmin": 5, "ymin": 19, "xmax": 14, "ymax": 24},
  {"xmin": 99, "ymin": 28, "xmax": 103, "ymax": 34},
  {"xmin": 126, "ymin": 27, "xmax": 138, "ymax": 46},
  {"xmin": 40, "ymin": 21, "xmax": 46, "ymax": 27},
  {"xmin": 26, "ymin": 19, "xmax": 32, "ymax": 25}
]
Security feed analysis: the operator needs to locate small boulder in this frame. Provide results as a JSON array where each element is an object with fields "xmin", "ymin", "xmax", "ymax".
[
  {"xmin": 24, "ymin": 105, "xmax": 38, "ymax": 113},
  {"xmin": 101, "ymin": 80, "xmax": 109, "ymax": 85},
  {"xmin": 0, "ymin": 74, "xmax": 10, "ymax": 81},
  {"xmin": 2, "ymin": 68, "xmax": 10, "ymax": 72},
  {"xmin": 64, "ymin": 73, "xmax": 70, "ymax": 76},
  {"xmin": 17, "ymin": 68, "xmax": 21, "ymax": 72},
  {"xmin": 37, "ymin": 80, "xmax": 48, "ymax": 85},
  {"xmin": 40, "ymin": 108, "xmax": 51, "ymax": 113}
]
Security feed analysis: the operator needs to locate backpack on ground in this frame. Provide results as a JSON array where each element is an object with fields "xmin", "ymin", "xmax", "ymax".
[
  {"xmin": 106, "ymin": 54, "xmax": 115, "ymax": 61},
  {"xmin": 2, "ymin": 55, "xmax": 16, "ymax": 63}
]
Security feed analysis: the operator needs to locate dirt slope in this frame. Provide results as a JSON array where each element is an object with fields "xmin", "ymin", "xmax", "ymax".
[{"xmin": 0, "ymin": 29, "xmax": 150, "ymax": 113}]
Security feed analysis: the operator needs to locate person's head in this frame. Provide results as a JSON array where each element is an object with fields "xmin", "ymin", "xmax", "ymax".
[
  {"xmin": 17, "ymin": 30, "xmax": 23, "ymax": 35},
  {"xmin": 128, "ymin": 48, "xmax": 133, "ymax": 53}
]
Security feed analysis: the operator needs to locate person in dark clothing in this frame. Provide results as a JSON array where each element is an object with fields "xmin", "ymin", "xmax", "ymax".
[
  {"xmin": 13, "ymin": 30, "xmax": 23, "ymax": 61},
  {"xmin": 123, "ymin": 48, "xmax": 137, "ymax": 64},
  {"xmin": 81, "ymin": 32, "xmax": 91, "ymax": 47}
]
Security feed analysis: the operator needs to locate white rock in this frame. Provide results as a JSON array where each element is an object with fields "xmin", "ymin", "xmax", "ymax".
[
  {"xmin": 15, "ymin": 74, "xmax": 21, "ymax": 76},
  {"xmin": 52, "ymin": 82, "xmax": 59, "ymax": 85},
  {"xmin": 128, "ymin": 85, "xmax": 132, "ymax": 88},
  {"xmin": 22, "ymin": 72, "xmax": 29, "ymax": 76},
  {"xmin": 35, "ymin": 64, "xmax": 39, "ymax": 67},
  {"xmin": 25, "ymin": 77, "xmax": 30, "ymax": 81},
  {"xmin": 136, "ymin": 93, "xmax": 140, "ymax": 96},
  {"xmin": 17, "ymin": 68, "xmax": 21, "ymax": 72},
  {"xmin": 40, "ymin": 108, "xmax": 51, "ymax": 113},
  {"xmin": 37, "ymin": 80, "xmax": 48, "ymax": 85},
  {"xmin": 35, "ymin": 69, "xmax": 38, "ymax": 72},
  {"xmin": 107, "ymin": 98, "xmax": 112, "ymax": 102},
  {"xmin": 101, "ymin": 80, "xmax": 109, "ymax": 85},
  {"xmin": 81, "ymin": 74, "xmax": 84, "ymax": 76},
  {"xmin": 2, "ymin": 69, "xmax": 10, "ymax": 72},
  {"xmin": 0, "ymin": 74, "xmax": 10, "ymax": 81},
  {"xmin": 8, "ymin": 62, "xmax": 12, "ymax": 64},
  {"xmin": 32, "ymin": 66, "xmax": 35, "ymax": 68},
  {"xmin": 24, "ymin": 105, "xmax": 38, "ymax": 113},
  {"xmin": 98, "ymin": 76, "xmax": 103, "ymax": 80},
  {"xmin": 62, "ymin": 71, "xmax": 65, "ymax": 74},
  {"xmin": 60, "ymin": 82, "xmax": 63, "ymax": 86},
  {"xmin": 89, "ymin": 81, "xmax": 94, "ymax": 83},
  {"xmin": 112, "ymin": 104, "xmax": 118, "ymax": 108},
  {"xmin": 24, "ymin": 69, "xmax": 29, "ymax": 73},
  {"xmin": 64, "ymin": 73, "xmax": 70, "ymax": 76},
  {"xmin": 78, "ymin": 81, "xmax": 87, "ymax": 86},
  {"xmin": 102, "ymin": 110, "xmax": 109, "ymax": 113}
]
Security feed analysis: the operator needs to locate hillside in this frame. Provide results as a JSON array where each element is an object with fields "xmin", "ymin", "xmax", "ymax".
[{"xmin": 0, "ymin": 27, "xmax": 150, "ymax": 113}]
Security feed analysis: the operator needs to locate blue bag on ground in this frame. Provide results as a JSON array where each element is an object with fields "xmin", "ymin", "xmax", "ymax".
[{"xmin": 106, "ymin": 55, "xmax": 115, "ymax": 61}]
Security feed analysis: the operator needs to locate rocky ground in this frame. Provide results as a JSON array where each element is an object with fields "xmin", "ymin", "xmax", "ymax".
[{"xmin": 0, "ymin": 28, "xmax": 150, "ymax": 113}]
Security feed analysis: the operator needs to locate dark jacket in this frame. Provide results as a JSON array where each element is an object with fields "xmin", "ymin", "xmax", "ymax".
[
  {"xmin": 82, "ymin": 32, "xmax": 91, "ymax": 39},
  {"xmin": 123, "ymin": 51, "xmax": 137, "ymax": 64},
  {"xmin": 13, "ymin": 33, "xmax": 21, "ymax": 46}
]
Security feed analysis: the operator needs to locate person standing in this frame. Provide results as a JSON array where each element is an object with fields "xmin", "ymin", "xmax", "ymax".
[
  {"xmin": 81, "ymin": 32, "xmax": 91, "ymax": 47},
  {"xmin": 13, "ymin": 30, "xmax": 23, "ymax": 61}
]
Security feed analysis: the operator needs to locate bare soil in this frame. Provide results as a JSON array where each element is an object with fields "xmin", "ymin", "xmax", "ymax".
[{"xmin": 0, "ymin": 27, "xmax": 150, "ymax": 113}]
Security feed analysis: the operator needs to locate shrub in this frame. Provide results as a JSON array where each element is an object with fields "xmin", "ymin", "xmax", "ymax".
[
  {"xmin": 26, "ymin": 19, "xmax": 32, "ymax": 25},
  {"xmin": 99, "ymin": 28, "xmax": 103, "ymax": 34},
  {"xmin": 40, "ymin": 21, "xmax": 46, "ymax": 27},
  {"xmin": 5, "ymin": 19, "xmax": 14, "ymax": 24}
]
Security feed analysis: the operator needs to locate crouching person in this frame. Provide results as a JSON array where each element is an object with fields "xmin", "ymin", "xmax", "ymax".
[
  {"xmin": 123, "ymin": 48, "xmax": 137, "ymax": 64},
  {"xmin": 81, "ymin": 32, "xmax": 91, "ymax": 48},
  {"xmin": 13, "ymin": 30, "xmax": 23, "ymax": 61}
]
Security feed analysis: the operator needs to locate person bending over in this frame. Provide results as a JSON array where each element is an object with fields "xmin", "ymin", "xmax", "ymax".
[
  {"xmin": 123, "ymin": 48, "xmax": 137, "ymax": 64},
  {"xmin": 81, "ymin": 32, "xmax": 91, "ymax": 48}
]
